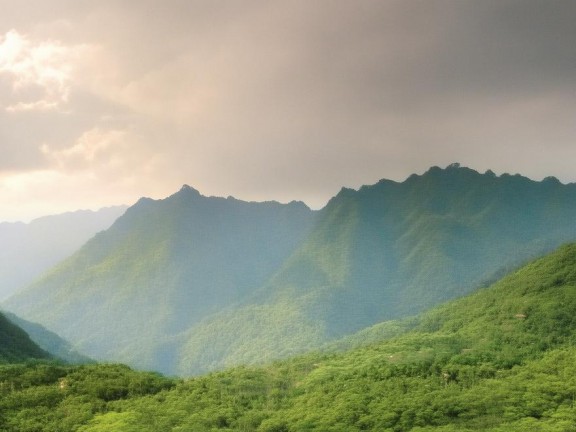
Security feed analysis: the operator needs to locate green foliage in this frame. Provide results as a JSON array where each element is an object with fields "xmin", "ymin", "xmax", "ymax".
[
  {"xmin": 176, "ymin": 299, "xmax": 326, "ymax": 375},
  {"xmin": 0, "ymin": 362, "xmax": 174, "ymax": 432},
  {"xmin": 4, "ymin": 243, "xmax": 576, "ymax": 430}
]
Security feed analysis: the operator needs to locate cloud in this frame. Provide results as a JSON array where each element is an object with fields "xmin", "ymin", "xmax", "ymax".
[
  {"xmin": 2, "ymin": 1, "xmax": 576, "ymax": 220},
  {"xmin": 0, "ymin": 29, "xmax": 93, "ymax": 112},
  {"xmin": 41, "ymin": 128, "xmax": 125, "ymax": 170},
  {"xmin": 39, "ymin": 126, "xmax": 165, "ymax": 186},
  {"xmin": 0, "ymin": 169, "xmax": 131, "ymax": 222}
]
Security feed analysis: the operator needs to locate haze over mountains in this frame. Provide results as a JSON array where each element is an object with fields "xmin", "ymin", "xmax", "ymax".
[
  {"xmin": 5, "ymin": 165, "xmax": 576, "ymax": 376},
  {"xmin": 0, "ymin": 206, "xmax": 128, "ymax": 300}
]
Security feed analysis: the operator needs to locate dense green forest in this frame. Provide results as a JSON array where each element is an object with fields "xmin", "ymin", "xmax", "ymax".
[
  {"xmin": 6, "ymin": 165, "xmax": 576, "ymax": 376},
  {"xmin": 3, "ymin": 243, "xmax": 576, "ymax": 431}
]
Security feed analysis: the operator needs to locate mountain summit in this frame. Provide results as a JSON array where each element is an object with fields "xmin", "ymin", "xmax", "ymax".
[
  {"xmin": 5, "ymin": 188, "xmax": 315, "ymax": 373},
  {"xmin": 5, "ymin": 166, "xmax": 576, "ymax": 375},
  {"xmin": 177, "ymin": 184, "xmax": 202, "ymax": 196}
]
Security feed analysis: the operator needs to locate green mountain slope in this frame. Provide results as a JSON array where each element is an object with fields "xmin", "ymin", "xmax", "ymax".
[
  {"xmin": 3, "ymin": 311, "xmax": 92, "ymax": 364},
  {"xmin": 4, "ymin": 243, "xmax": 576, "ymax": 431},
  {"xmin": 173, "ymin": 165, "xmax": 576, "ymax": 374},
  {"xmin": 81, "ymin": 242, "xmax": 576, "ymax": 430},
  {"xmin": 6, "ymin": 165, "xmax": 576, "ymax": 376},
  {"xmin": 4, "ymin": 186, "xmax": 315, "ymax": 373},
  {"xmin": 0, "ymin": 311, "xmax": 50, "ymax": 363},
  {"xmin": 269, "ymin": 164, "xmax": 576, "ymax": 324}
]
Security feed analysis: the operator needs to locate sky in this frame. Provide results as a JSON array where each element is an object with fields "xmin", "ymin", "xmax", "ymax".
[{"xmin": 1, "ymin": 1, "xmax": 576, "ymax": 221}]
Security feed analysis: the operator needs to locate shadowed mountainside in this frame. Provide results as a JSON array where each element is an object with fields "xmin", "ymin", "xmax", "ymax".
[
  {"xmin": 3, "ymin": 311, "xmax": 92, "ymax": 364},
  {"xmin": 0, "ymin": 311, "xmax": 51, "ymax": 363}
]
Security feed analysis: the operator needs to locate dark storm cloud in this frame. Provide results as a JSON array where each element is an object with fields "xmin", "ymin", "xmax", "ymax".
[
  {"xmin": 1, "ymin": 0, "xmax": 576, "ymax": 220},
  {"xmin": 426, "ymin": 1, "xmax": 576, "ymax": 97}
]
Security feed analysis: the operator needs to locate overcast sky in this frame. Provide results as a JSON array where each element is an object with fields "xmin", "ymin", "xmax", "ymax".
[{"xmin": 1, "ymin": 1, "xmax": 575, "ymax": 221}]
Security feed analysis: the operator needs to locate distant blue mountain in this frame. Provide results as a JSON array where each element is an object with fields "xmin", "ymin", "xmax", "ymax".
[{"xmin": 0, "ymin": 205, "xmax": 127, "ymax": 300}]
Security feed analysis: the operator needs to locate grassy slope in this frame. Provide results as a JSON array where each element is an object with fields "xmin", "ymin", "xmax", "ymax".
[{"xmin": 116, "ymin": 242, "xmax": 576, "ymax": 431}]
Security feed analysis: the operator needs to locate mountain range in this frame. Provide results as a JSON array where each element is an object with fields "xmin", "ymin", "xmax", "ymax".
[
  {"xmin": 0, "ymin": 206, "xmax": 127, "ymax": 300},
  {"xmin": 5, "ymin": 164, "xmax": 576, "ymax": 375},
  {"xmin": 4, "ymin": 187, "xmax": 315, "ymax": 373}
]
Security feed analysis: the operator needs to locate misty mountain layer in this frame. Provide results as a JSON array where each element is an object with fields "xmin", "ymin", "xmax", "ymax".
[
  {"xmin": 0, "ymin": 206, "xmax": 127, "ymax": 300},
  {"xmin": 5, "ymin": 165, "xmax": 576, "ymax": 375},
  {"xmin": 2, "ymin": 310, "xmax": 92, "ymax": 364}
]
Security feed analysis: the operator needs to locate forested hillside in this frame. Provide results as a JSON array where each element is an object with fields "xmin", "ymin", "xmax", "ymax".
[
  {"xmin": 4, "ymin": 186, "xmax": 315, "ymax": 372},
  {"xmin": 0, "ymin": 312, "xmax": 50, "ymax": 363},
  {"xmin": 169, "ymin": 165, "xmax": 576, "ymax": 374},
  {"xmin": 6, "ymin": 166, "xmax": 576, "ymax": 376},
  {"xmin": 3, "ymin": 243, "xmax": 576, "ymax": 431},
  {"xmin": 3, "ymin": 311, "xmax": 91, "ymax": 364}
]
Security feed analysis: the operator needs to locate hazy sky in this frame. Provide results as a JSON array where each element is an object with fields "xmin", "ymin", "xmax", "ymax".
[{"xmin": 1, "ymin": 1, "xmax": 575, "ymax": 221}]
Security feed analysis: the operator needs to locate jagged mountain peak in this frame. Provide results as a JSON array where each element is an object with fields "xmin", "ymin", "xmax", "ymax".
[{"xmin": 177, "ymin": 184, "xmax": 202, "ymax": 196}]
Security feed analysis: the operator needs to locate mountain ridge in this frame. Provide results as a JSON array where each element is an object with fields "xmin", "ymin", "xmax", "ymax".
[
  {"xmin": 4, "ymin": 189, "xmax": 316, "ymax": 372},
  {"xmin": 168, "ymin": 165, "xmax": 576, "ymax": 374},
  {"xmin": 6, "ymin": 164, "xmax": 576, "ymax": 375}
]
